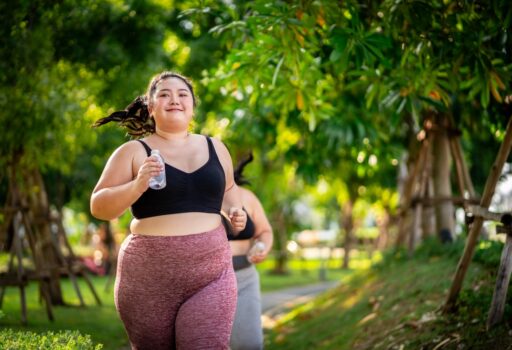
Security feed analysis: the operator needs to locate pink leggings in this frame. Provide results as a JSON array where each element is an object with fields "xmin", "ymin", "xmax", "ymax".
[{"xmin": 114, "ymin": 225, "xmax": 237, "ymax": 350}]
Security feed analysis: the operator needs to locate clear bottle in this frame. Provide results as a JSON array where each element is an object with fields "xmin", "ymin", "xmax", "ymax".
[
  {"xmin": 148, "ymin": 149, "xmax": 166, "ymax": 190},
  {"xmin": 247, "ymin": 240, "xmax": 266, "ymax": 262}
]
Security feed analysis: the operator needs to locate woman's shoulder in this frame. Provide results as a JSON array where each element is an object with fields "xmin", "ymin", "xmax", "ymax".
[
  {"xmin": 110, "ymin": 139, "xmax": 146, "ymax": 158},
  {"xmin": 205, "ymin": 135, "xmax": 231, "ymax": 157}
]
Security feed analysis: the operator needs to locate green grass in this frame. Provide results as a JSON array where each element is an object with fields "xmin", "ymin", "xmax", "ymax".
[
  {"xmin": 0, "ymin": 253, "xmax": 376, "ymax": 350},
  {"xmin": 264, "ymin": 239, "xmax": 512, "ymax": 349}
]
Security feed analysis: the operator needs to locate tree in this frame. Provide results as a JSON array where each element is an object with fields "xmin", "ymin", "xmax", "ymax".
[{"xmin": 0, "ymin": 0, "xmax": 176, "ymax": 304}]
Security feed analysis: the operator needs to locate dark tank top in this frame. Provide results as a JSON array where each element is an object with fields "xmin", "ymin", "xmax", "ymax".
[
  {"xmin": 227, "ymin": 211, "xmax": 255, "ymax": 241},
  {"xmin": 130, "ymin": 136, "xmax": 226, "ymax": 219}
]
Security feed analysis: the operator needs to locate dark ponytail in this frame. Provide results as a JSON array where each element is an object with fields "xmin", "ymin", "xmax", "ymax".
[
  {"xmin": 234, "ymin": 152, "xmax": 253, "ymax": 186},
  {"xmin": 92, "ymin": 95, "xmax": 155, "ymax": 136}
]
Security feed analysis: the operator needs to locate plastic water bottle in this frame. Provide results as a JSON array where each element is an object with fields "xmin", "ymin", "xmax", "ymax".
[
  {"xmin": 248, "ymin": 241, "xmax": 266, "ymax": 262},
  {"xmin": 149, "ymin": 150, "xmax": 166, "ymax": 190}
]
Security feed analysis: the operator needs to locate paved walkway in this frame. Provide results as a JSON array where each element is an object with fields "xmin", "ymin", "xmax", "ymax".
[{"xmin": 261, "ymin": 281, "xmax": 339, "ymax": 329}]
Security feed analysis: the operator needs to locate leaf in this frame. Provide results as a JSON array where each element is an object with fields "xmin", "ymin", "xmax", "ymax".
[
  {"xmin": 491, "ymin": 71, "xmax": 506, "ymax": 89},
  {"xmin": 396, "ymin": 98, "xmax": 407, "ymax": 114},
  {"xmin": 365, "ymin": 33, "xmax": 392, "ymax": 49},
  {"xmin": 357, "ymin": 312, "xmax": 377, "ymax": 325},
  {"xmin": 330, "ymin": 31, "xmax": 349, "ymax": 53},
  {"xmin": 481, "ymin": 81, "xmax": 490, "ymax": 107},
  {"xmin": 316, "ymin": 14, "xmax": 326, "ymax": 27},
  {"xmin": 381, "ymin": 91, "xmax": 400, "ymax": 108},
  {"xmin": 272, "ymin": 55, "xmax": 285, "ymax": 87},
  {"xmin": 296, "ymin": 90, "xmax": 304, "ymax": 110},
  {"xmin": 490, "ymin": 81, "xmax": 503, "ymax": 103},
  {"xmin": 330, "ymin": 48, "xmax": 344, "ymax": 62}
]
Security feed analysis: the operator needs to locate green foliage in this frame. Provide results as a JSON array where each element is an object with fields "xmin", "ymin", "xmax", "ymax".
[
  {"xmin": 0, "ymin": 329, "xmax": 102, "ymax": 350},
  {"xmin": 473, "ymin": 239, "xmax": 505, "ymax": 270},
  {"xmin": 196, "ymin": 0, "xmax": 512, "ymax": 204}
]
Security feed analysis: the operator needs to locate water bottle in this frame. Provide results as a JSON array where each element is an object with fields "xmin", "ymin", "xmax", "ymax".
[
  {"xmin": 148, "ymin": 150, "xmax": 166, "ymax": 190},
  {"xmin": 248, "ymin": 240, "xmax": 266, "ymax": 262}
]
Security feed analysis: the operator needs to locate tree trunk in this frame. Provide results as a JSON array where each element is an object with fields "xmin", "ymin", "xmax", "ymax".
[
  {"xmin": 16, "ymin": 165, "xmax": 64, "ymax": 305},
  {"xmin": 432, "ymin": 115, "xmax": 454, "ymax": 243},
  {"xmin": 410, "ymin": 136, "xmax": 432, "ymax": 253},
  {"xmin": 271, "ymin": 210, "xmax": 288, "ymax": 274},
  {"xmin": 28, "ymin": 168, "xmax": 65, "ymax": 304},
  {"xmin": 341, "ymin": 199, "xmax": 354, "ymax": 269},
  {"xmin": 375, "ymin": 209, "xmax": 390, "ymax": 250},
  {"xmin": 422, "ymin": 177, "xmax": 436, "ymax": 238},
  {"xmin": 395, "ymin": 145, "xmax": 422, "ymax": 248}
]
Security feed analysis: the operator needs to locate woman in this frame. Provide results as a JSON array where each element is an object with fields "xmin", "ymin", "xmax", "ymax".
[
  {"xmin": 227, "ymin": 153, "xmax": 273, "ymax": 350},
  {"xmin": 90, "ymin": 71, "xmax": 246, "ymax": 350}
]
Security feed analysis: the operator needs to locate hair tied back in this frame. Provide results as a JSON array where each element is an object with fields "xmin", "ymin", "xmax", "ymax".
[{"xmin": 92, "ymin": 95, "xmax": 155, "ymax": 137}]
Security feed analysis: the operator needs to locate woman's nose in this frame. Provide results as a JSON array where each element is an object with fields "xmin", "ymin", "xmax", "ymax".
[{"xmin": 169, "ymin": 93, "xmax": 179, "ymax": 105}]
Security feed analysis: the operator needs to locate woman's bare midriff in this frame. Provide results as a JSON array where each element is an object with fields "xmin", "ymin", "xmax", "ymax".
[
  {"xmin": 130, "ymin": 212, "xmax": 222, "ymax": 236},
  {"xmin": 229, "ymin": 239, "xmax": 252, "ymax": 256}
]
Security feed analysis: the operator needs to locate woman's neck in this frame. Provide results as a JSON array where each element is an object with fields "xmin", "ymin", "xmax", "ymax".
[{"xmin": 153, "ymin": 129, "xmax": 190, "ymax": 143}]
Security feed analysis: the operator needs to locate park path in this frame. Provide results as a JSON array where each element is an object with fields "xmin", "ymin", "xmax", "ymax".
[{"xmin": 261, "ymin": 281, "xmax": 339, "ymax": 329}]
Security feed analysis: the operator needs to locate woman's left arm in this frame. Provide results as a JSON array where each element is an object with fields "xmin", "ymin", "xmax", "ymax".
[{"xmin": 211, "ymin": 138, "xmax": 247, "ymax": 232}]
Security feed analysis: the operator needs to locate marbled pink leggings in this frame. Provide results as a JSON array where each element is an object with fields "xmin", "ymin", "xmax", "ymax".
[{"xmin": 114, "ymin": 225, "xmax": 237, "ymax": 350}]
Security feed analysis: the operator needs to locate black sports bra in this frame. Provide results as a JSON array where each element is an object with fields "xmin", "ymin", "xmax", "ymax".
[
  {"xmin": 227, "ymin": 211, "xmax": 255, "ymax": 241},
  {"xmin": 130, "ymin": 136, "xmax": 226, "ymax": 219}
]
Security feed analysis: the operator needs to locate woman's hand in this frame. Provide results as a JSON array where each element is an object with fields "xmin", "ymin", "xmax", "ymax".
[
  {"xmin": 134, "ymin": 155, "xmax": 164, "ymax": 193},
  {"xmin": 229, "ymin": 207, "xmax": 247, "ymax": 233},
  {"xmin": 248, "ymin": 251, "xmax": 268, "ymax": 264},
  {"xmin": 247, "ymin": 241, "xmax": 268, "ymax": 264}
]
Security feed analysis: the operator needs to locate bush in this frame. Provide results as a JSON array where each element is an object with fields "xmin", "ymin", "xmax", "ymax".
[
  {"xmin": 0, "ymin": 329, "xmax": 103, "ymax": 350},
  {"xmin": 473, "ymin": 239, "xmax": 504, "ymax": 270}
]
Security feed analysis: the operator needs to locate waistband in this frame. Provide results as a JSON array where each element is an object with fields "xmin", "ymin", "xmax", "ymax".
[{"xmin": 232, "ymin": 255, "xmax": 252, "ymax": 271}]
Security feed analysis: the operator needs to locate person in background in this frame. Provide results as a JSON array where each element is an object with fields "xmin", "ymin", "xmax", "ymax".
[
  {"xmin": 226, "ymin": 153, "xmax": 273, "ymax": 350},
  {"xmin": 90, "ymin": 71, "xmax": 246, "ymax": 350}
]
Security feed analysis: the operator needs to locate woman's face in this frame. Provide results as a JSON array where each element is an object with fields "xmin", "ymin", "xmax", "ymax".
[{"xmin": 150, "ymin": 77, "xmax": 194, "ymax": 132}]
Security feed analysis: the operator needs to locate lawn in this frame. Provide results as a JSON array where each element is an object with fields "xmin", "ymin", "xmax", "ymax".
[
  {"xmin": 264, "ymin": 239, "xmax": 512, "ymax": 349},
  {"xmin": 1, "ymin": 276, "xmax": 127, "ymax": 349}
]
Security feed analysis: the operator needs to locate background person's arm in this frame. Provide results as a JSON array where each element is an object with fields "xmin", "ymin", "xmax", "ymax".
[{"xmin": 244, "ymin": 188, "xmax": 273, "ymax": 263}]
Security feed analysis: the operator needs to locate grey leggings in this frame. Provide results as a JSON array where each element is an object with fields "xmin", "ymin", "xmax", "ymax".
[
  {"xmin": 115, "ymin": 226, "xmax": 237, "ymax": 350},
  {"xmin": 230, "ymin": 263, "xmax": 263, "ymax": 350}
]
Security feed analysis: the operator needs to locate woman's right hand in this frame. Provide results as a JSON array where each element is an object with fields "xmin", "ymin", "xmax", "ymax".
[{"xmin": 134, "ymin": 155, "xmax": 164, "ymax": 193}]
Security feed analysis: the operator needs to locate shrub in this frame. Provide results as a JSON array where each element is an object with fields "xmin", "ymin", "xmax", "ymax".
[
  {"xmin": 0, "ymin": 328, "xmax": 103, "ymax": 350},
  {"xmin": 473, "ymin": 239, "xmax": 504, "ymax": 270}
]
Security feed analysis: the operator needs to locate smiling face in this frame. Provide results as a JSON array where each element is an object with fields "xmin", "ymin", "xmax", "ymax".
[{"xmin": 149, "ymin": 77, "xmax": 195, "ymax": 133}]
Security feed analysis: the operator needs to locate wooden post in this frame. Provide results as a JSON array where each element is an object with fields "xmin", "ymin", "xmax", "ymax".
[
  {"xmin": 396, "ymin": 138, "xmax": 428, "ymax": 248},
  {"xmin": 410, "ymin": 137, "xmax": 431, "ymax": 254},
  {"xmin": 487, "ymin": 224, "xmax": 512, "ymax": 329},
  {"xmin": 443, "ymin": 116, "xmax": 512, "ymax": 312},
  {"xmin": 449, "ymin": 137, "xmax": 468, "ymax": 202}
]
